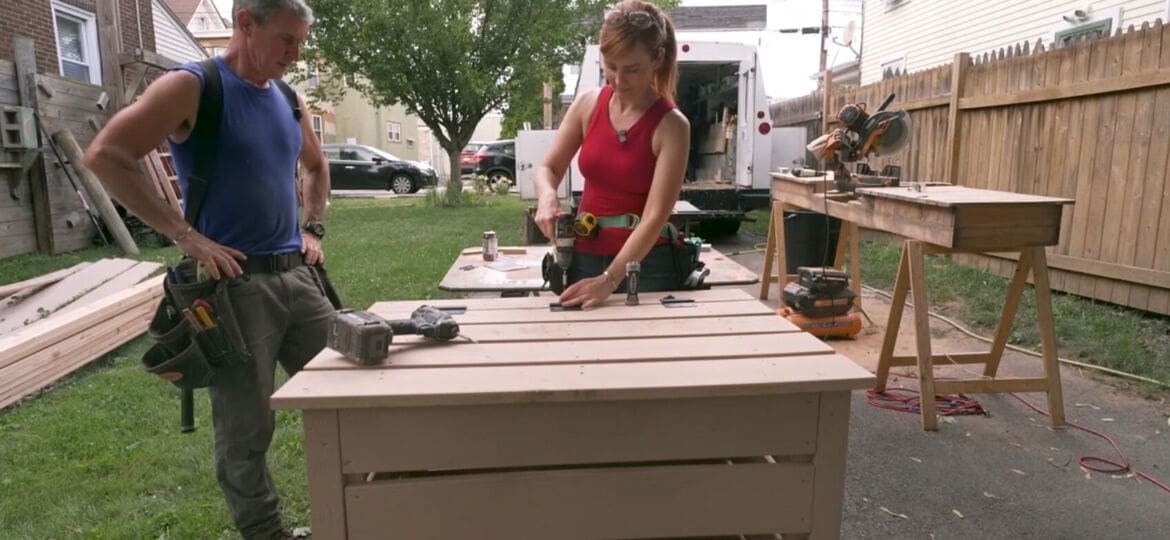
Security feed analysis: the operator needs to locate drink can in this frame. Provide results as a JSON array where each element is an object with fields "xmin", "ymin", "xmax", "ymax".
[{"xmin": 482, "ymin": 231, "xmax": 498, "ymax": 261}]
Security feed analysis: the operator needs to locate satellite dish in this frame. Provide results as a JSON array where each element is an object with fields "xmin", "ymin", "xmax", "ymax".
[{"xmin": 841, "ymin": 21, "xmax": 856, "ymax": 47}]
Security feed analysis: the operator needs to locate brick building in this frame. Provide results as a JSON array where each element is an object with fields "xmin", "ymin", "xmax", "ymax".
[{"xmin": 0, "ymin": 0, "xmax": 156, "ymax": 81}]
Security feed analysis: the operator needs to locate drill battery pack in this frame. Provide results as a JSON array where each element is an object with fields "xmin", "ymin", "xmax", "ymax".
[
  {"xmin": 327, "ymin": 309, "xmax": 392, "ymax": 366},
  {"xmin": 782, "ymin": 267, "xmax": 855, "ymax": 318}
]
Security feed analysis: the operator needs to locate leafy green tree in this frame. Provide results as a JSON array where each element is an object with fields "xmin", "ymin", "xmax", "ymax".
[{"xmin": 307, "ymin": 0, "xmax": 618, "ymax": 199}]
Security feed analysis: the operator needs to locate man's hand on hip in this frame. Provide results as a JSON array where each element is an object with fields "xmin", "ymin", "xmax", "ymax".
[
  {"xmin": 301, "ymin": 231, "xmax": 324, "ymax": 265},
  {"xmin": 177, "ymin": 233, "xmax": 246, "ymax": 280}
]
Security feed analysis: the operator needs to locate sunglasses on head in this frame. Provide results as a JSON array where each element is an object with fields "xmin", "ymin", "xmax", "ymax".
[{"xmin": 604, "ymin": 9, "xmax": 657, "ymax": 30}]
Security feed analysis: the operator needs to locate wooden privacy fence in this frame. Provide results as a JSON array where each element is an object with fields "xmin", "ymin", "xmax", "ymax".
[{"xmin": 772, "ymin": 20, "xmax": 1170, "ymax": 316}]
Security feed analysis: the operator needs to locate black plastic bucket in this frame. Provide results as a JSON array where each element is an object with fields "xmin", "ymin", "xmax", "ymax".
[{"xmin": 783, "ymin": 211, "xmax": 842, "ymax": 274}]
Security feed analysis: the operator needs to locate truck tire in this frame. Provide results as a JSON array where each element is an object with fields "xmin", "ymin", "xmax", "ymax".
[{"xmin": 696, "ymin": 218, "xmax": 741, "ymax": 238}]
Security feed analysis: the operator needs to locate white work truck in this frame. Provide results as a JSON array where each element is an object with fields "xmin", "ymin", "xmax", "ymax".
[{"xmin": 518, "ymin": 40, "xmax": 802, "ymax": 236}]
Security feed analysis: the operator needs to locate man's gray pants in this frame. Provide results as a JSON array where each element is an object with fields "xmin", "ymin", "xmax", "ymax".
[{"xmin": 208, "ymin": 265, "xmax": 334, "ymax": 539}]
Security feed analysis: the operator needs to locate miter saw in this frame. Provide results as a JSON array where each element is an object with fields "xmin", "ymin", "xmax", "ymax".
[{"xmin": 807, "ymin": 93, "xmax": 912, "ymax": 193}]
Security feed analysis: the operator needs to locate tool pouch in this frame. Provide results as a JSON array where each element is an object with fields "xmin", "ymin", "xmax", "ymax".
[{"xmin": 141, "ymin": 265, "xmax": 251, "ymax": 390}]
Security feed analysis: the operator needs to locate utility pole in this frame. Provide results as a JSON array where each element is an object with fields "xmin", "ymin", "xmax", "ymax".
[{"xmin": 820, "ymin": 0, "xmax": 830, "ymax": 76}]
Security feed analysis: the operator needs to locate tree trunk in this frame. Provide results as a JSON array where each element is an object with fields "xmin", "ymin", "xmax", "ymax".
[{"xmin": 445, "ymin": 148, "xmax": 463, "ymax": 201}]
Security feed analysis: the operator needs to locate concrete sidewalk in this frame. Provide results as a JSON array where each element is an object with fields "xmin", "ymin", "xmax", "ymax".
[{"xmin": 717, "ymin": 232, "xmax": 1170, "ymax": 538}]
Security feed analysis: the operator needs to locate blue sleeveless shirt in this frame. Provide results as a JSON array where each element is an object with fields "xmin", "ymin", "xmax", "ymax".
[{"xmin": 168, "ymin": 57, "xmax": 302, "ymax": 256}]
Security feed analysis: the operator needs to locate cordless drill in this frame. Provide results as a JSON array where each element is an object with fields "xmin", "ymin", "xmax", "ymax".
[
  {"xmin": 541, "ymin": 213, "xmax": 576, "ymax": 294},
  {"xmin": 327, "ymin": 306, "xmax": 461, "ymax": 365}
]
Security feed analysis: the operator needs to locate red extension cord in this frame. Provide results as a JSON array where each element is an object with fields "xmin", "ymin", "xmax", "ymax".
[{"xmin": 866, "ymin": 387, "xmax": 1170, "ymax": 495}]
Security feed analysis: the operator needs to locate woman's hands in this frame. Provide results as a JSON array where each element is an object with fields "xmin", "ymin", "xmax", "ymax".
[
  {"xmin": 558, "ymin": 272, "xmax": 618, "ymax": 310},
  {"xmin": 535, "ymin": 193, "xmax": 564, "ymax": 240}
]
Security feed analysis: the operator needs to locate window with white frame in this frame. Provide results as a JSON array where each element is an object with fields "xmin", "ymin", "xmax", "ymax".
[
  {"xmin": 387, "ymin": 121, "xmax": 401, "ymax": 143},
  {"xmin": 311, "ymin": 115, "xmax": 322, "ymax": 141},
  {"xmin": 51, "ymin": 2, "xmax": 101, "ymax": 85}
]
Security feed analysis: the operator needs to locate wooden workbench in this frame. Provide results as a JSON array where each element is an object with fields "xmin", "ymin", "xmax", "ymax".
[
  {"xmin": 271, "ymin": 288, "xmax": 875, "ymax": 539},
  {"xmin": 439, "ymin": 244, "xmax": 758, "ymax": 294},
  {"xmin": 766, "ymin": 172, "xmax": 1074, "ymax": 430}
]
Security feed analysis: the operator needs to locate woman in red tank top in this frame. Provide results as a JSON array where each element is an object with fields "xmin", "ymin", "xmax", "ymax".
[{"xmin": 534, "ymin": 0, "xmax": 690, "ymax": 309}]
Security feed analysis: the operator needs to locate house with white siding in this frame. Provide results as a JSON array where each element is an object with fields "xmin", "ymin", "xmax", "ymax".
[
  {"xmin": 860, "ymin": 0, "xmax": 1170, "ymax": 84},
  {"xmin": 152, "ymin": 0, "xmax": 207, "ymax": 64}
]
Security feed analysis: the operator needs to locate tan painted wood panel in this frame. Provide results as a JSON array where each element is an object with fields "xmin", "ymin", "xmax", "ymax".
[
  {"xmin": 855, "ymin": 185, "xmax": 1073, "ymax": 207},
  {"xmin": 344, "ymin": 462, "xmax": 814, "ymax": 539},
  {"xmin": 307, "ymin": 332, "xmax": 833, "ymax": 371},
  {"xmin": 366, "ymin": 299, "xmax": 775, "ymax": 327},
  {"xmin": 339, "ymin": 393, "xmax": 819, "ymax": 473},
  {"xmin": 368, "ymin": 287, "xmax": 754, "ymax": 314},
  {"xmin": 303, "ymin": 411, "xmax": 348, "ymax": 540},
  {"xmin": 273, "ymin": 354, "xmax": 876, "ymax": 409},
  {"xmin": 0, "ymin": 258, "xmax": 137, "ymax": 333},
  {"xmin": 439, "ymin": 245, "xmax": 758, "ymax": 292},
  {"xmin": 810, "ymin": 391, "xmax": 851, "ymax": 540},
  {"xmin": 380, "ymin": 315, "xmax": 801, "ymax": 345}
]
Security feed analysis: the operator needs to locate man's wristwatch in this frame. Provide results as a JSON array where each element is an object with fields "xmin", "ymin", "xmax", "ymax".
[{"xmin": 302, "ymin": 221, "xmax": 325, "ymax": 239}]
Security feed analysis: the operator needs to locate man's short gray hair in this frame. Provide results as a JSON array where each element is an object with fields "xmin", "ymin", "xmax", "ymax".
[{"xmin": 232, "ymin": 0, "xmax": 314, "ymax": 25}]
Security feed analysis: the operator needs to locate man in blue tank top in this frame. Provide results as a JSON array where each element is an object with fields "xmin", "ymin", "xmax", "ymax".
[{"xmin": 84, "ymin": 1, "xmax": 330, "ymax": 538}]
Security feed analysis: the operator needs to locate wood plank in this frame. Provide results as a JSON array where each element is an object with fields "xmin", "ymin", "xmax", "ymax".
[
  {"xmin": 383, "ymin": 315, "xmax": 801, "ymax": 345},
  {"xmin": 15, "ymin": 38, "xmax": 52, "ymax": 254},
  {"xmin": 303, "ymin": 411, "xmax": 347, "ymax": 540},
  {"xmin": 1065, "ymin": 36, "xmax": 1110, "ymax": 295},
  {"xmin": 339, "ymin": 393, "xmax": 820, "ymax": 473},
  {"xmin": 344, "ymin": 462, "xmax": 814, "ymax": 539},
  {"xmin": 856, "ymin": 185, "xmax": 1073, "ymax": 207},
  {"xmin": 369, "ymin": 298, "xmax": 775, "ymax": 326},
  {"xmin": 440, "ymin": 245, "xmax": 757, "ymax": 292},
  {"xmin": 1131, "ymin": 22, "xmax": 1170, "ymax": 309},
  {"xmin": 0, "ymin": 258, "xmax": 137, "ymax": 333},
  {"xmin": 54, "ymin": 261, "xmax": 160, "ymax": 316},
  {"xmin": 0, "ymin": 262, "xmax": 91, "ymax": 298},
  {"xmin": 1097, "ymin": 28, "xmax": 1145, "ymax": 304},
  {"xmin": 53, "ymin": 129, "xmax": 139, "ymax": 255},
  {"xmin": 0, "ymin": 276, "xmax": 163, "ymax": 370},
  {"xmin": 958, "ymin": 66, "xmax": 1170, "ymax": 110},
  {"xmin": 1081, "ymin": 32, "xmax": 1124, "ymax": 298},
  {"xmin": 984, "ymin": 251, "xmax": 1170, "ymax": 289},
  {"xmin": 0, "ymin": 301, "xmax": 153, "ymax": 404},
  {"xmin": 932, "ymin": 377, "xmax": 1051, "ymax": 394},
  {"xmin": 306, "ymin": 332, "xmax": 835, "ymax": 371},
  {"xmin": 1150, "ymin": 21, "xmax": 1170, "ymax": 314},
  {"xmin": 272, "ymin": 354, "xmax": 876, "ymax": 410},
  {"xmin": 907, "ymin": 241, "xmax": 938, "ymax": 430},
  {"xmin": 810, "ymin": 391, "xmax": 850, "ymax": 540},
  {"xmin": 369, "ymin": 287, "xmax": 754, "ymax": 314},
  {"xmin": 944, "ymin": 53, "xmax": 969, "ymax": 184},
  {"xmin": 1116, "ymin": 23, "xmax": 1162, "ymax": 304}
]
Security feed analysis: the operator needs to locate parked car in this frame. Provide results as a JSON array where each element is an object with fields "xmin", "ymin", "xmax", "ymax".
[
  {"xmin": 472, "ymin": 139, "xmax": 515, "ymax": 185},
  {"xmin": 322, "ymin": 143, "xmax": 438, "ymax": 194},
  {"xmin": 460, "ymin": 141, "xmax": 487, "ymax": 176}
]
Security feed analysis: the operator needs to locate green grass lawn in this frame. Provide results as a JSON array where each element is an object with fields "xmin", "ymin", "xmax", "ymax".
[{"xmin": 0, "ymin": 196, "xmax": 527, "ymax": 538}]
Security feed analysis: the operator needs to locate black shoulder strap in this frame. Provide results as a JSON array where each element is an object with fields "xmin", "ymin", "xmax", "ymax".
[
  {"xmin": 184, "ymin": 58, "xmax": 223, "ymax": 227},
  {"xmin": 272, "ymin": 79, "xmax": 303, "ymax": 121}
]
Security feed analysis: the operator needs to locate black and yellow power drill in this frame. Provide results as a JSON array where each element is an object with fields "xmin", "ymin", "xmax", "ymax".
[
  {"xmin": 541, "ymin": 213, "xmax": 576, "ymax": 294},
  {"xmin": 327, "ymin": 306, "xmax": 460, "ymax": 365}
]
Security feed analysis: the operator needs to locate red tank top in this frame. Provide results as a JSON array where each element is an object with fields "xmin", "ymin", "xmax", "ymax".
[{"xmin": 576, "ymin": 85, "xmax": 675, "ymax": 255}]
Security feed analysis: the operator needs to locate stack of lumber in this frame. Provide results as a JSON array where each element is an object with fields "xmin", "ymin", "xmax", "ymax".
[{"xmin": 0, "ymin": 259, "xmax": 164, "ymax": 409}]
